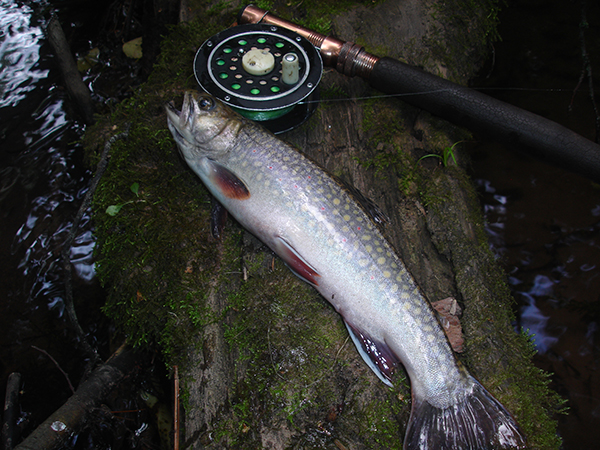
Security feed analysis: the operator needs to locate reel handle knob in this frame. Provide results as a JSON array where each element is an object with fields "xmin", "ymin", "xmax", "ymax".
[{"xmin": 282, "ymin": 53, "xmax": 300, "ymax": 85}]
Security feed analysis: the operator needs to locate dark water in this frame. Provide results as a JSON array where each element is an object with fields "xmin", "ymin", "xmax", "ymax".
[
  {"xmin": 470, "ymin": 0, "xmax": 600, "ymax": 448},
  {"xmin": 0, "ymin": 0, "xmax": 166, "ymax": 447},
  {"xmin": 0, "ymin": 0, "xmax": 109, "ymax": 433}
]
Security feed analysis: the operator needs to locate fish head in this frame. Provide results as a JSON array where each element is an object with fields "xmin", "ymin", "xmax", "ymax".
[{"xmin": 165, "ymin": 91, "xmax": 242, "ymax": 162}]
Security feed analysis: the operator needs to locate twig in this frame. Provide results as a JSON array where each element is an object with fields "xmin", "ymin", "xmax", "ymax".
[
  {"xmin": 572, "ymin": 0, "xmax": 600, "ymax": 142},
  {"xmin": 60, "ymin": 130, "xmax": 129, "ymax": 370},
  {"xmin": 173, "ymin": 366, "xmax": 180, "ymax": 450},
  {"xmin": 31, "ymin": 346, "xmax": 75, "ymax": 394}
]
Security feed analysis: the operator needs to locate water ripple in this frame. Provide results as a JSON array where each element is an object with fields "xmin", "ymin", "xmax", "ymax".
[{"xmin": 0, "ymin": 0, "xmax": 49, "ymax": 108}]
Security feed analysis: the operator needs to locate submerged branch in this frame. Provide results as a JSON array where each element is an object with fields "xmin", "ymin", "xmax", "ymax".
[
  {"xmin": 46, "ymin": 16, "xmax": 95, "ymax": 125},
  {"xmin": 14, "ymin": 344, "xmax": 147, "ymax": 450},
  {"xmin": 61, "ymin": 130, "xmax": 129, "ymax": 369}
]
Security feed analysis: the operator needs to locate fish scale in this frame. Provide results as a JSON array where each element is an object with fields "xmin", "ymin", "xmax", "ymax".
[{"xmin": 166, "ymin": 91, "xmax": 526, "ymax": 449}]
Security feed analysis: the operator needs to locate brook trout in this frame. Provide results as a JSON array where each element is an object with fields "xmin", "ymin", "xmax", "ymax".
[{"xmin": 166, "ymin": 91, "xmax": 526, "ymax": 449}]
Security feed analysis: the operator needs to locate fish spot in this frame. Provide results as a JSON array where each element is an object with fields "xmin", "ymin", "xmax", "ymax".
[
  {"xmin": 391, "ymin": 284, "xmax": 398, "ymax": 292},
  {"xmin": 358, "ymin": 259, "xmax": 368, "ymax": 267},
  {"xmin": 365, "ymin": 244, "xmax": 373, "ymax": 252},
  {"xmin": 343, "ymin": 214, "xmax": 351, "ymax": 221},
  {"xmin": 427, "ymin": 334, "xmax": 435, "ymax": 342},
  {"xmin": 403, "ymin": 303, "xmax": 411, "ymax": 310},
  {"xmin": 377, "ymin": 247, "xmax": 383, "ymax": 253},
  {"xmin": 377, "ymin": 257, "xmax": 386, "ymax": 265},
  {"xmin": 342, "ymin": 226, "xmax": 349, "ymax": 233},
  {"xmin": 383, "ymin": 270, "xmax": 391, "ymax": 278},
  {"xmin": 333, "ymin": 198, "xmax": 341, "ymax": 205}
]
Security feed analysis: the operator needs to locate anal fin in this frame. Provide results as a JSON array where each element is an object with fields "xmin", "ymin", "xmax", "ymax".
[{"xmin": 344, "ymin": 321, "xmax": 400, "ymax": 387}]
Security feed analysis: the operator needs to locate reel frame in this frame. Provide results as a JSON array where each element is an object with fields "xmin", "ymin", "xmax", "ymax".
[{"xmin": 194, "ymin": 24, "xmax": 323, "ymax": 133}]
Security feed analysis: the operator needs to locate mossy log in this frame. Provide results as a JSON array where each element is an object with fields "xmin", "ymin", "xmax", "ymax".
[{"xmin": 85, "ymin": 1, "xmax": 563, "ymax": 449}]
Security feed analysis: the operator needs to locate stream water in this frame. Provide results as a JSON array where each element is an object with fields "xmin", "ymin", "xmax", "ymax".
[
  {"xmin": 470, "ymin": 0, "xmax": 600, "ymax": 448},
  {"xmin": 0, "ymin": 0, "xmax": 165, "ymax": 447},
  {"xmin": 0, "ymin": 0, "xmax": 598, "ymax": 448}
]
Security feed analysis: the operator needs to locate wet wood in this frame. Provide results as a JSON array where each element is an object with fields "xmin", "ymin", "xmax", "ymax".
[
  {"xmin": 14, "ymin": 345, "xmax": 147, "ymax": 450},
  {"xmin": 46, "ymin": 16, "xmax": 95, "ymax": 125},
  {"xmin": 2, "ymin": 372, "xmax": 22, "ymax": 450}
]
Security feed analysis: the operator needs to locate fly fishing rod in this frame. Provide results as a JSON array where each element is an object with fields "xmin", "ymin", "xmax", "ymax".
[{"xmin": 237, "ymin": 4, "xmax": 600, "ymax": 184}]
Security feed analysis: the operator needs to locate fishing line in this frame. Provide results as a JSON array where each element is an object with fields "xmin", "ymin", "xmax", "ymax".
[{"xmin": 298, "ymin": 86, "xmax": 591, "ymax": 105}]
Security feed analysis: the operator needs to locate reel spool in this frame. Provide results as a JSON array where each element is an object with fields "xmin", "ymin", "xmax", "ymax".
[{"xmin": 194, "ymin": 24, "xmax": 323, "ymax": 134}]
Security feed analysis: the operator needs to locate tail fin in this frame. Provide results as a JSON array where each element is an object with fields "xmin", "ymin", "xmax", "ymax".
[{"xmin": 404, "ymin": 375, "xmax": 526, "ymax": 450}]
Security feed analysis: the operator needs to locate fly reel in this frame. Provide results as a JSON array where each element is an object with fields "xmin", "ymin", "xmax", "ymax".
[{"xmin": 194, "ymin": 24, "xmax": 322, "ymax": 134}]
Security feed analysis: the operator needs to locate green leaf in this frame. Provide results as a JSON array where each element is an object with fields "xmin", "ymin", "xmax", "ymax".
[
  {"xmin": 130, "ymin": 182, "xmax": 140, "ymax": 196},
  {"xmin": 106, "ymin": 204, "xmax": 123, "ymax": 216}
]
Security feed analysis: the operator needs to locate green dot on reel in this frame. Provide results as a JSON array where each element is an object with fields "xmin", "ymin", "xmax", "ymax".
[
  {"xmin": 270, "ymin": 86, "xmax": 280, "ymax": 93},
  {"xmin": 223, "ymin": 48, "xmax": 232, "ymax": 53},
  {"xmin": 250, "ymin": 88, "xmax": 260, "ymax": 95},
  {"xmin": 275, "ymin": 42, "xmax": 284, "ymax": 48},
  {"xmin": 216, "ymin": 59, "xmax": 225, "ymax": 66},
  {"xmin": 238, "ymin": 39, "xmax": 247, "ymax": 45},
  {"xmin": 231, "ymin": 83, "xmax": 241, "ymax": 90},
  {"xmin": 257, "ymin": 37, "xmax": 266, "ymax": 44},
  {"xmin": 219, "ymin": 73, "xmax": 228, "ymax": 79}
]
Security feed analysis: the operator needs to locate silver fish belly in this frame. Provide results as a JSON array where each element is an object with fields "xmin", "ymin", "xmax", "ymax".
[{"xmin": 166, "ymin": 91, "xmax": 526, "ymax": 449}]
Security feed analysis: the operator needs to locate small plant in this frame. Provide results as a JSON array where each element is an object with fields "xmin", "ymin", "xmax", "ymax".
[
  {"xmin": 418, "ymin": 140, "xmax": 463, "ymax": 167},
  {"xmin": 106, "ymin": 182, "xmax": 141, "ymax": 216}
]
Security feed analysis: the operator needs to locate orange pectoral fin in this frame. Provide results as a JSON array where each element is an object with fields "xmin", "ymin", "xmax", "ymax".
[{"xmin": 207, "ymin": 160, "xmax": 250, "ymax": 200}]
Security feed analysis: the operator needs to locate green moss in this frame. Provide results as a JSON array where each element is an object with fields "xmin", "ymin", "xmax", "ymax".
[
  {"xmin": 424, "ymin": 0, "xmax": 504, "ymax": 82},
  {"xmin": 86, "ymin": 10, "xmax": 234, "ymax": 367},
  {"xmin": 253, "ymin": 0, "xmax": 383, "ymax": 35}
]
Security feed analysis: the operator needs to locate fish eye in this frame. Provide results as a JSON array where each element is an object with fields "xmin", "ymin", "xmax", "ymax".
[{"xmin": 198, "ymin": 96, "xmax": 215, "ymax": 111}]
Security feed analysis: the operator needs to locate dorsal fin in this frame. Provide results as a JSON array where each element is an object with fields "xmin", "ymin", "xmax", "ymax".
[{"xmin": 330, "ymin": 174, "xmax": 389, "ymax": 226}]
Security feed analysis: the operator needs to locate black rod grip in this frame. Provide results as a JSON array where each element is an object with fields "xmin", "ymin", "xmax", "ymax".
[{"xmin": 369, "ymin": 57, "xmax": 600, "ymax": 182}]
